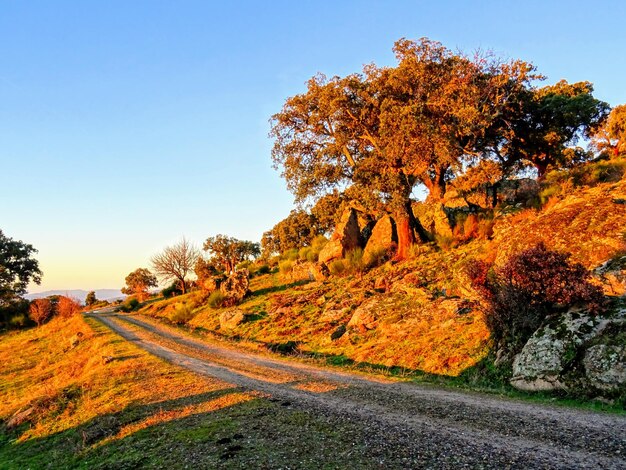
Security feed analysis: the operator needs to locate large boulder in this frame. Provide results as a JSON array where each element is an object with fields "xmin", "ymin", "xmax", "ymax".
[
  {"xmin": 583, "ymin": 344, "xmax": 626, "ymax": 391},
  {"xmin": 289, "ymin": 261, "xmax": 330, "ymax": 282},
  {"xmin": 347, "ymin": 298, "xmax": 380, "ymax": 333},
  {"xmin": 318, "ymin": 208, "xmax": 362, "ymax": 263},
  {"xmin": 511, "ymin": 311, "xmax": 605, "ymax": 391},
  {"xmin": 220, "ymin": 269, "xmax": 250, "ymax": 304},
  {"xmin": 510, "ymin": 307, "xmax": 626, "ymax": 394},
  {"xmin": 219, "ymin": 309, "xmax": 247, "ymax": 330},
  {"xmin": 363, "ymin": 215, "xmax": 397, "ymax": 261}
]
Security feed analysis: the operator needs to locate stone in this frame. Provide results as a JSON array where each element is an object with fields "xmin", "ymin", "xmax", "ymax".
[
  {"xmin": 202, "ymin": 276, "xmax": 224, "ymax": 292},
  {"xmin": 318, "ymin": 240, "xmax": 344, "ymax": 264},
  {"xmin": 347, "ymin": 298, "xmax": 380, "ymax": 333},
  {"xmin": 69, "ymin": 331, "xmax": 84, "ymax": 348},
  {"xmin": 220, "ymin": 269, "xmax": 250, "ymax": 304},
  {"xmin": 596, "ymin": 255, "xmax": 626, "ymax": 296},
  {"xmin": 330, "ymin": 324, "xmax": 347, "ymax": 341},
  {"xmin": 219, "ymin": 309, "xmax": 247, "ymax": 330},
  {"xmin": 320, "ymin": 307, "xmax": 350, "ymax": 323},
  {"xmin": 363, "ymin": 215, "xmax": 397, "ymax": 261},
  {"xmin": 289, "ymin": 261, "xmax": 330, "ymax": 282},
  {"xmin": 583, "ymin": 344, "xmax": 626, "ymax": 391},
  {"xmin": 510, "ymin": 311, "xmax": 605, "ymax": 392},
  {"xmin": 318, "ymin": 208, "xmax": 362, "ymax": 263}
]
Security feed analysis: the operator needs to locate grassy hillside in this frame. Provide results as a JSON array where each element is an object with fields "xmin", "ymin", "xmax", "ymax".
[
  {"xmin": 3, "ymin": 315, "xmax": 421, "ymax": 468},
  {"xmin": 134, "ymin": 175, "xmax": 626, "ymax": 383}
]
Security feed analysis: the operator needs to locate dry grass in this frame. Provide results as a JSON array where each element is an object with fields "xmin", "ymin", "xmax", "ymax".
[{"xmin": 0, "ymin": 314, "xmax": 237, "ymax": 443}]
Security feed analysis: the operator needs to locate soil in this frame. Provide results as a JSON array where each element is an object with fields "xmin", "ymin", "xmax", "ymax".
[{"xmin": 90, "ymin": 311, "xmax": 626, "ymax": 469}]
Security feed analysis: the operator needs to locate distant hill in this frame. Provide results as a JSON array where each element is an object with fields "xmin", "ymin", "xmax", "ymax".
[{"xmin": 25, "ymin": 289, "xmax": 125, "ymax": 304}]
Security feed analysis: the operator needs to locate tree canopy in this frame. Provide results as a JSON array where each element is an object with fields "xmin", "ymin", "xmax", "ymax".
[
  {"xmin": 151, "ymin": 238, "xmax": 199, "ymax": 294},
  {"xmin": 270, "ymin": 37, "xmax": 608, "ymax": 258},
  {"xmin": 203, "ymin": 235, "xmax": 260, "ymax": 274},
  {"xmin": 271, "ymin": 38, "xmax": 535, "ymax": 257},
  {"xmin": 0, "ymin": 229, "xmax": 42, "ymax": 307},
  {"xmin": 122, "ymin": 268, "xmax": 158, "ymax": 301},
  {"xmin": 592, "ymin": 104, "xmax": 626, "ymax": 158},
  {"xmin": 85, "ymin": 291, "xmax": 98, "ymax": 306}
]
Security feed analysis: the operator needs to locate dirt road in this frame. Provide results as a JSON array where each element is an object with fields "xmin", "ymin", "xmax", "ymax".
[{"xmin": 90, "ymin": 311, "xmax": 626, "ymax": 469}]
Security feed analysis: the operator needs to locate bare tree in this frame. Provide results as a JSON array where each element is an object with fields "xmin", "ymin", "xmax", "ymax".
[
  {"xmin": 151, "ymin": 238, "xmax": 199, "ymax": 294},
  {"xmin": 29, "ymin": 298, "xmax": 52, "ymax": 326}
]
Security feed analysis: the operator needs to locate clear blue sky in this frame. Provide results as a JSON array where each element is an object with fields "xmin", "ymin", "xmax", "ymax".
[{"xmin": 1, "ymin": 0, "xmax": 625, "ymax": 292}]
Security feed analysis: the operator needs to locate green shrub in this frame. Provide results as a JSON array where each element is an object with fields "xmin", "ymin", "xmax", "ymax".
[
  {"xmin": 256, "ymin": 264, "xmax": 271, "ymax": 275},
  {"xmin": 282, "ymin": 248, "xmax": 299, "ymax": 261},
  {"xmin": 329, "ymin": 259, "xmax": 346, "ymax": 276},
  {"xmin": 345, "ymin": 248, "xmax": 365, "ymax": 274},
  {"xmin": 118, "ymin": 297, "xmax": 140, "ymax": 313},
  {"xmin": 170, "ymin": 303, "xmax": 195, "ymax": 324},
  {"xmin": 364, "ymin": 246, "xmax": 391, "ymax": 268},
  {"xmin": 9, "ymin": 313, "xmax": 28, "ymax": 328},
  {"xmin": 278, "ymin": 260, "xmax": 294, "ymax": 276},
  {"xmin": 162, "ymin": 282, "xmax": 182, "ymax": 298},
  {"xmin": 298, "ymin": 246, "xmax": 312, "ymax": 261},
  {"xmin": 207, "ymin": 290, "xmax": 225, "ymax": 309}
]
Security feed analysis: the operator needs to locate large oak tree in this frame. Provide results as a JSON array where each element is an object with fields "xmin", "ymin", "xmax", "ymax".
[{"xmin": 271, "ymin": 38, "xmax": 535, "ymax": 258}]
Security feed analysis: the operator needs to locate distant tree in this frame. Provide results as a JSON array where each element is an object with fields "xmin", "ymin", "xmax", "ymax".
[
  {"xmin": 592, "ymin": 104, "xmax": 626, "ymax": 158},
  {"xmin": 151, "ymin": 238, "xmax": 199, "ymax": 294},
  {"xmin": 56, "ymin": 296, "xmax": 81, "ymax": 318},
  {"xmin": 0, "ymin": 229, "xmax": 43, "ymax": 328},
  {"xmin": 203, "ymin": 235, "xmax": 260, "ymax": 274},
  {"xmin": 500, "ymin": 81, "xmax": 609, "ymax": 178},
  {"xmin": 262, "ymin": 210, "xmax": 322, "ymax": 256},
  {"xmin": 121, "ymin": 268, "xmax": 158, "ymax": 301},
  {"xmin": 29, "ymin": 298, "xmax": 52, "ymax": 326},
  {"xmin": 0, "ymin": 229, "xmax": 42, "ymax": 307},
  {"xmin": 85, "ymin": 291, "xmax": 97, "ymax": 306}
]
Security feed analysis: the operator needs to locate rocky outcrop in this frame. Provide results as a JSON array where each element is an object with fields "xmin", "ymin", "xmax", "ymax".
[
  {"xmin": 510, "ymin": 307, "xmax": 626, "ymax": 394},
  {"xmin": 363, "ymin": 215, "xmax": 397, "ymax": 261},
  {"xmin": 318, "ymin": 208, "xmax": 362, "ymax": 263},
  {"xmin": 220, "ymin": 269, "xmax": 250, "ymax": 304},
  {"xmin": 347, "ymin": 298, "xmax": 380, "ymax": 333},
  {"xmin": 219, "ymin": 309, "xmax": 247, "ymax": 330},
  {"xmin": 596, "ymin": 255, "xmax": 626, "ymax": 295},
  {"xmin": 289, "ymin": 260, "xmax": 330, "ymax": 282},
  {"xmin": 202, "ymin": 275, "xmax": 225, "ymax": 292},
  {"xmin": 583, "ymin": 344, "xmax": 626, "ymax": 391}
]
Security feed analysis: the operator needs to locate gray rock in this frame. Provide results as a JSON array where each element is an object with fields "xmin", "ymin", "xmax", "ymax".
[
  {"xmin": 318, "ymin": 208, "xmax": 362, "ymax": 263},
  {"xmin": 583, "ymin": 344, "xmax": 626, "ymax": 391},
  {"xmin": 511, "ymin": 311, "xmax": 603, "ymax": 391},
  {"xmin": 220, "ymin": 269, "xmax": 250, "ymax": 304},
  {"xmin": 347, "ymin": 298, "xmax": 380, "ymax": 333},
  {"xmin": 219, "ymin": 309, "xmax": 247, "ymax": 330}
]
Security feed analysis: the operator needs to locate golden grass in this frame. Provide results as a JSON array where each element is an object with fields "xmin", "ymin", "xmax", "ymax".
[{"xmin": 0, "ymin": 314, "xmax": 236, "ymax": 443}]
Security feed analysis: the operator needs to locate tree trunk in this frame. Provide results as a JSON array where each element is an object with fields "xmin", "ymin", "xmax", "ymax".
[
  {"xmin": 180, "ymin": 278, "xmax": 187, "ymax": 294},
  {"xmin": 424, "ymin": 165, "xmax": 448, "ymax": 202},
  {"xmin": 394, "ymin": 201, "xmax": 429, "ymax": 260}
]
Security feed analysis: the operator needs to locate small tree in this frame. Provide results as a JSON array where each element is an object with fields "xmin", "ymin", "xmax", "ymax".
[
  {"xmin": 29, "ymin": 298, "xmax": 52, "ymax": 326},
  {"xmin": 203, "ymin": 235, "xmax": 260, "ymax": 274},
  {"xmin": 122, "ymin": 268, "xmax": 158, "ymax": 301},
  {"xmin": 85, "ymin": 291, "xmax": 97, "ymax": 307},
  {"xmin": 57, "ymin": 296, "xmax": 82, "ymax": 318},
  {"xmin": 592, "ymin": 104, "xmax": 626, "ymax": 158},
  {"xmin": 151, "ymin": 238, "xmax": 199, "ymax": 294},
  {"xmin": 468, "ymin": 243, "xmax": 604, "ymax": 354}
]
